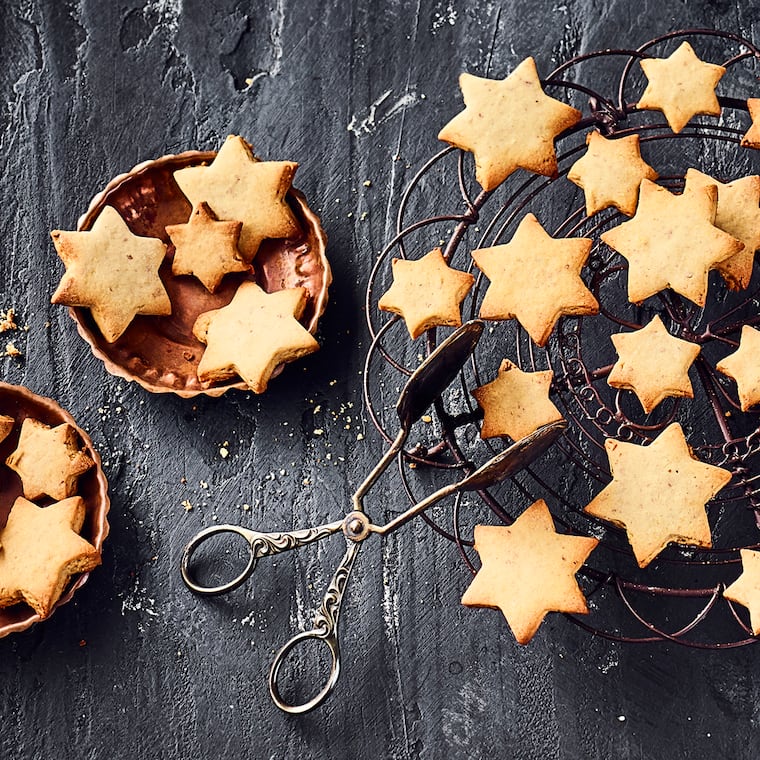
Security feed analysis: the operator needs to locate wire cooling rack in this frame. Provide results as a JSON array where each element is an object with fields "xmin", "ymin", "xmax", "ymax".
[{"xmin": 363, "ymin": 29, "xmax": 760, "ymax": 647}]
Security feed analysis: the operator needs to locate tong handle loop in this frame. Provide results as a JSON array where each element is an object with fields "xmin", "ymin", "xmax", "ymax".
[
  {"xmin": 268, "ymin": 541, "xmax": 360, "ymax": 714},
  {"xmin": 181, "ymin": 521, "xmax": 343, "ymax": 596}
]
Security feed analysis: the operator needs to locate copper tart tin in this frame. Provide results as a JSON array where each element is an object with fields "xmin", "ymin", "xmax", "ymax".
[
  {"xmin": 0, "ymin": 382, "xmax": 110, "ymax": 637},
  {"xmin": 67, "ymin": 150, "xmax": 331, "ymax": 397}
]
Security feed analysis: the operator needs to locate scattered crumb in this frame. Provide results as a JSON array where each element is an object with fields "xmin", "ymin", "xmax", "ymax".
[
  {"xmin": 180, "ymin": 476, "xmax": 187, "ymax": 484},
  {"xmin": 219, "ymin": 446, "xmax": 229, "ymax": 458},
  {"xmin": 242, "ymin": 503, "xmax": 251, "ymax": 511},
  {"xmin": 329, "ymin": 379, "xmax": 337, "ymax": 386},
  {"xmin": 363, "ymin": 180, "xmax": 372, "ymax": 187},
  {"xmin": 182, "ymin": 500, "xmax": 193, "ymax": 512},
  {"xmin": 3, "ymin": 342, "xmax": 21, "ymax": 357},
  {"xmin": 421, "ymin": 414, "xmax": 433, "ymax": 423},
  {"xmin": 78, "ymin": 639, "xmax": 87, "ymax": 647},
  {"xmin": 357, "ymin": 433, "xmax": 364, "ymax": 441},
  {"xmin": 245, "ymin": 77, "xmax": 253, "ymax": 86},
  {"xmin": 0, "ymin": 308, "xmax": 17, "ymax": 332},
  {"xmin": 360, "ymin": 211, "xmax": 368, "ymax": 221},
  {"xmin": 313, "ymin": 429, "xmax": 324, "ymax": 436},
  {"xmin": 199, "ymin": 480, "xmax": 208, "ymax": 489}
]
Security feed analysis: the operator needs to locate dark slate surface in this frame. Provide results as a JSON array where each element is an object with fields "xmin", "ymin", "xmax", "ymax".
[{"xmin": 2, "ymin": 1, "xmax": 760, "ymax": 758}]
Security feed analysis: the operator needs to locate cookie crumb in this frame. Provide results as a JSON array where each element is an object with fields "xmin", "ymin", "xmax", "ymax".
[
  {"xmin": 242, "ymin": 503, "xmax": 251, "ymax": 511},
  {"xmin": 0, "ymin": 308, "xmax": 17, "ymax": 332},
  {"xmin": 182, "ymin": 500, "xmax": 193, "ymax": 512},
  {"xmin": 363, "ymin": 180, "xmax": 372, "ymax": 187},
  {"xmin": 219, "ymin": 446, "xmax": 229, "ymax": 458},
  {"xmin": 4, "ymin": 342, "xmax": 21, "ymax": 357}
]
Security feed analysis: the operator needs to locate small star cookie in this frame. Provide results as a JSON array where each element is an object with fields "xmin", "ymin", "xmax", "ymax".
[
  {"xmin": 472, "ymin": 213, "xmax": 599, "ymax": 346},
  {"xmin": 174, "ymin": 135, "xmax": 300, "ymax": 262},
  {"xmin": 51, "ymin": 206, "xmax": 171, "ymax": 343},
  {"xmin": 166, "ymin": 202, "xmax": 247, "ymax": 293},
  {"xmin": 716, "ymin": 325, "xmax": 760, "ymax": 411},
  {"xmin": 377, "ymin": 248, "xmax": 474, "ymax": 339},
  {"xmin": 462, "ymin": 499, "xmax": 598, "ymax": 644},
  {"xmin": 438, "ymin": 57, "xmax": 582, "ymax": 191},
  {"xmin": 723, "ymin": 549, "xmax": 760, "ymax": 635},
  {"xmin": 567, "ymin": 131, "xmax": 658, "ymax": 216},
  {"xmin": 584, "ymin": 422, "xmax": 732, "ymax": 567},
  {"xmin": 637, "ymin": 41, "xmax": 725, "ymax": 133},
  {"xmin": 0, "ymin": 415, "xmax": 13, "ymax": 443},
  {"xmin": 601, "ymin": 179, "xmax": 743, "ymax": 306},
  {"xmin": 607, "ymin": 315, "xmax": 701, "ymax": 413},
  {"xmin": 6, "ymin": 418, "xmax": 94, "ymax": 501},
  {"xmin": 740, "ymin": 98, "xmax": 760, "ymax": 149},
  {"xmin": 193, "ymin": 281, "xmax": 319, "ymax": 393},
  {"xmin": 684, "ymin": 169, "xmax": 760, "ymax": 291},
  {"xmin": 472, "ymin": 359, "xmax": 564, "ymax": 441},
  {"xmin": 0, "ymin": 496, "xmax": 101, "ymax": 619}
]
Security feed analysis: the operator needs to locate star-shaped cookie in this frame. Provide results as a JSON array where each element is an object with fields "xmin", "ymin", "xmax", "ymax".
[
  {"xmin": 472, "ymin": 359, "xmax": 564, "ymax": 441},
  {"xmin": 438, "ymin": 57, "xmax": 581, "ymax": 191},
  {"xmin": 637, "ymin": 41, "xmax": 725, "ymax": 133},
  {"xmin": 584, "ymin": 422, "xmax": 732, "ymax": 567},
  {"xmin": 607, "ymin": 315, "xmax": 701, "ymax": 413},
  {"xmin": 193, "ymin": 281, "xmax": 319, "ymax": 393},
  {"xmin": 51, "ymin": 205, "xmax": 171, "ymax": 342},
  {"xmin": 472, "ymin": 213, "xmax": 599, "ymax": 346},
  {"xmin": 716, "ymin": 325, "xmax": 760, "ymax": 411},
  {"xmin": 377, "ymin": 248, "xmax": 474, "ymax": 339},
  {"xmin": 174, "ymin": 135, "xmax": 300, "ymax": 262},
  {"xmin": 600, "ymin": 179, "xmax": 743, "ymax": 306},
  {"xmin": 462, "ymin": 499, "xmax": 598, "ymax": 644},
  {"xmin": 6, "ymin": 418, "xmax": 94, "ymax": 501},
  {"xmin": 0, "ymin": 415, "xmax": 13, "ymax": 443},
  {"xmin": 723, "ymin": 549, "xmax": 760, "ymax": 635},
  {"xmin": 740, "ymin": 98, "xmax": 760, "ymax": 149},
  {"xmin": 0, "ymin": 496, "xmax": 101, "ymax": 618},
  {"xmin": 567, "ymin": 131, "xmax": 658, "ymax": 216},
  {"xmin": 166, "ymin": 202, "xmax": 247, "ymax": 292},
  {"xmin": 684, "ymin": 169, "xmax": 760, "ymax": 291}
]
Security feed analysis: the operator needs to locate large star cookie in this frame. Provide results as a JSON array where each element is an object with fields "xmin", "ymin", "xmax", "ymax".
[
  {"xmin": 0, "ymin": 496, "xmax": 100, "ymax": 618},
  {"xmin": 438, "ymin": 57, "xmax": 581, "ymax": 191},
  {"xmin": 51, "ymin": 205, "xmax": 171, "ymax": 342},
  {"xmin": 193, "ymin": 281, "xmax": 319, "ymax": 393},
  {"xmin": 567, "ymin": 131, "xmax": 658, "ymax": 216},
  {"xmin": 472, "ymin": 359, "xmax": 564, "ymax": 441},
  {"xmin": 684, "ymin": 169, "xmax": 760, "ymax": 291},
  {"xmin": 723, "ymin": 549, "xmax": 760, "ymax": 635},
  {"xmin": 716, "ymin": 325, "xmax": 760, "ymax": 411},
  {"xmin": 637, "ymin": 41, "xmax": 725, "ymax": 133},
  {"xmin": 472, "ymin": 213, "xmax": 598, "ymax": 346},
  {"xmin": 166, "ymin": 202, "xmax": 247, "ymax": 292},
  {"xmin": 174, "ymin": 135, "xmax": 300, "ymax": 262},
  {"xmin": 607, "ymin": 315, "xmax": 701, "ymax": 413},
  {"xmin": 462, "ymin": 499, "xmax": 598, "ymax": 644},
  {"xmin": 377, "ymin": 248, "xmax": 474, "ymax": 339},
  {"xmin": 584, "ymin": 422, "xmax": 732, "ymax": 567},
  {"xmin": 6, "ymin": 418, "xmax": 94, "ymax": 501},
  {"xmin": 600, "ymin": 179, "xmax": 743, "ymax": 306}
]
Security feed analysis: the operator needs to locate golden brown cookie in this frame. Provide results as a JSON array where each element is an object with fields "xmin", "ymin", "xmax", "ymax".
[
  {"xmin": 51, "ymin": 205, "xmax": 171, "ymax": 343},
  {"xmin": 637, "ymin": 41, "xmax": 725, "ymax": 133},
  {"xmin": 0, "ymin": 414, "xmax": 13, "ymax": 443},
  {"xmin": 6, "ymin": 418, "xmax": 94, "ymax": 501},
  {"xmin": 716, "ymin": 325, "xmax": 760, "ymax": 411},
  {"xmin": 174, "ymin": 135, "xmax": 300, "ymax": 262},
  {"xmin": 584, "ymin": 422, "xmax": 732, "ymax": 567},
  {"xmin": 0, "ymin": 496, "xmax": 101, "ymax": 619},
  {"xmin": 567, "ymin": 131, "xmax": 658, "ymax": 216},
  {"xmin": 723, "ymin": 549, "xmax": 760, "ymax": 635},
  {"xmin": 740, "ymin": 98, "xmax": 760, "ymax": 149},
  {"xmin": 601, "ymin": 179, "xmax": 743, "ymax": 306},
  {"xmin": 166, "ymin": 202, "xmax": 247, "ymax": 293},
  {"xmin": 472, "ymin": 213, "xmax": 598, "ymax": 346},
  {"xmin": 462, "ymin": 499, "xmax": 598, "ymax": 644},
  {"xmin": 607, "ymin": 315, "xmax": 701, "ymax": 413},
  {"xmin": 193, "ymin": 281, "xmax": 319, "ymax": 393},
  {"xmin": 438, "ymin": 58, "xmax": 581, "ymax": 191},
  {"xmin": 684, "ymin": 169, "xmax": 760, "ymax": 291},
  {"xmin": 377, "ymin": 248, "xmax": 474, "ymax": 339},
  {"xmin": 472, "ymin": 359, "xmax": 564, "ymax": 441}
]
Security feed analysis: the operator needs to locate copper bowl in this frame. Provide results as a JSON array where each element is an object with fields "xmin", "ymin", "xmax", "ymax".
[
  {"xmin": 64, "ymin": 150, "xmax": 331, "ymax": 397},
  {"xmin": 0, "ymin": 382, "xmax": 110, "ymax": 636}
]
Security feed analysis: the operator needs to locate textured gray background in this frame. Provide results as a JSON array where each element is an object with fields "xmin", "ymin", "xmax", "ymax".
[{"xmin": 1, "ymin": 1, "xmax": 760, "ymax": 758}]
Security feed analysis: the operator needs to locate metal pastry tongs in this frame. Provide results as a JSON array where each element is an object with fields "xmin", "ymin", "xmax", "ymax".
[{"xmin": 180, "ymin": 320, "xmax": 566, "ymax": 713}]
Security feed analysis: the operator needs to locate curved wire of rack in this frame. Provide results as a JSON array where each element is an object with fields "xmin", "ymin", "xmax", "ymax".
[{"xmin": 363, "ymin": 29, "xmax": 760, "ymax": 646}]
